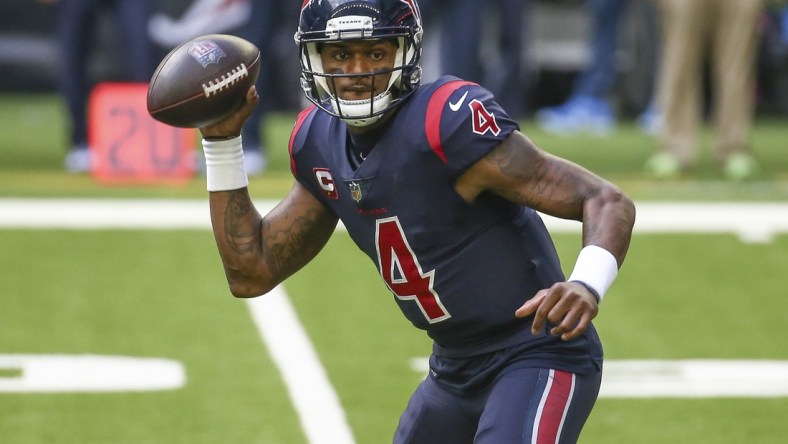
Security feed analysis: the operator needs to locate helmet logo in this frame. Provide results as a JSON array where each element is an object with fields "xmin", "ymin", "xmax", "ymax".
[{"xmin": 326, "ymin": 16, "xmax": 374, "ymax": 39}]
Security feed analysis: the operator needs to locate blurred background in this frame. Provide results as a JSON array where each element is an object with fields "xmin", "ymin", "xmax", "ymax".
[
  {"xmin": 3, "ymin": 0, "xmax": 788, "ymax": 113},
  {"xmin": 2, "ymin": 0, "xmax": 787, "ymax": 182}
]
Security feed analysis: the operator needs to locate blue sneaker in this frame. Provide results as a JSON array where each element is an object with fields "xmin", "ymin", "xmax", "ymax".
[
  {"xmin": 536, "ymin": 96, "xmax": 615, "ymax": 136},
  {"xmin": 243, "ymin": 148, "xmax": 267, "ymax": 176},
  {"xmin": 64, "ymin": 145, "xmax": 93, "ymax": 174},
  {"xmin": 781, "ymin": 6, "xmax": 788, "ymax": 45},
  {"xmin": 637, "ymin": 103, "xmax": 662, "ymax": 135}
]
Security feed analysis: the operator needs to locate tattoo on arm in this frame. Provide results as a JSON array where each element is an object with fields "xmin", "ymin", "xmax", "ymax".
[
  {"xmin": 485, "ymin": 135, "xmax": 587, "ymax": 213},
  {"xmin": 486, "ymin": 138, "xmax": 532, "ymax": 183},
  {"xmin": 261, "ymin": 205, "xmax": 328, "ymax": 277},
  {"xmin": 224, "ymin": 191, "xmax": 260, "ymax": 255},
  {"xmin": 220, "ymin": 187, "xmax": 334, "ymax": 280}
]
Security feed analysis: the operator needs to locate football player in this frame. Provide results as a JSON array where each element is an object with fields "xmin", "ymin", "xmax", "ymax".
[{"xmin": 199, "ymin": 0, "xmax": 635, "ymax": 442}]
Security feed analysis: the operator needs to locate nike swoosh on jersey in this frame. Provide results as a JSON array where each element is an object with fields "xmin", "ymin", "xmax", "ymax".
[{"xmin": 448, "ymin": 91, "xmax": 469, "ymax": 112}]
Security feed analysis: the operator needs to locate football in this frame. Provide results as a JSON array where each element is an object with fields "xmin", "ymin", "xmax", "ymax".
[{"xmin": 147, "ymin": 34, "xmax": 260, "ymax": 128}]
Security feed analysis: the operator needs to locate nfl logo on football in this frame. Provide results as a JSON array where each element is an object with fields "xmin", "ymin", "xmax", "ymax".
[{"xmin": 188, "ymin": 41, "xmax": 226, "ymax": 67}]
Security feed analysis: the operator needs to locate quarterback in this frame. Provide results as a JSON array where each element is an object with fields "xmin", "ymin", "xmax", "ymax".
[{"xmin": 198, "ymin": 0, "xmax": 636, "ymax": 442}]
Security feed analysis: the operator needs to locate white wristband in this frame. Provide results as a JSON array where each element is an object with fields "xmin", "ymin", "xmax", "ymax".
[
  {"xmin": 567, "ymin": 245, "xmax": 619, "ymax": 303},
  {"xmin": 202, "ymin": 136, "xmax": 249, "ymax": 192}
]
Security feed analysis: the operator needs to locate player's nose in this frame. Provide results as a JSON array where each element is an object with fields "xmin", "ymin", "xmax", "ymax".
[{"xmin": 345, "ymin": 53, "xmax": 373, "ymax": 74}]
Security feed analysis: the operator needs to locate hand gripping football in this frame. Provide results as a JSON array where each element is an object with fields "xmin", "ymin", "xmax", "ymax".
[{"xmin": 147, "ymin": 34, "xmax": 260, "ymax": 128}]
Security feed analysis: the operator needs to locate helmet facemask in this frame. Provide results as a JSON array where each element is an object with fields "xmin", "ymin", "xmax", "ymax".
[{"xmin": 296, "ymin": 5, "xmax": 423, "ymax": 127}]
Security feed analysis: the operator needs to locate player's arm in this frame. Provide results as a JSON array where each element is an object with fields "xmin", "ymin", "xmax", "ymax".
[
  {"xmin": 456, "ymin": 130, "xmax": 634, "ymax": 263},
  {"xmin": 200, "ymin": 86, "xmax": 338, "ymax": 298},
  {"xmin": 209, "ymin": 183, "xmax": 337, "ymax": 298},
  {"xmin": 456, "ymin": 130, "xmax": 636, "ymax": 340}
]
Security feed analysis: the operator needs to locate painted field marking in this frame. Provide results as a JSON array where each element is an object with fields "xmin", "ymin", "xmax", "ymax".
[
  {"xmin": 246, "ymin": 285, "xmax": 356, "ymax": 444},
  {"xmin": 0, "ymin": 354, "xmax": 185, "ymax": 393},
  {"xmin": 409, "ymin": 358, "xmax": 788, "ymax": 398},
  {"xmin": 3, "ymin": 198, "xmax": 788, "ymax": 441},
  {"xmin": 599, "ymin": 359, "xmax": 788, "ymax": 398},
  {"xmin": 2, "ymin": 199, "xmax": 788, "ymax": 243}
]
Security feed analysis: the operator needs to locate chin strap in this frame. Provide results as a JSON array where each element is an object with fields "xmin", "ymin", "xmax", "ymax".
[{"xmin": 334, "ymin": 90, "xmax": 393, "ymax": 127}]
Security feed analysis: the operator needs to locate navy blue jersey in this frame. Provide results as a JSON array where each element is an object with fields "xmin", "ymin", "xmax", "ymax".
[{"xmin": 288, "ymin": 76, "xmax": 602, "ymax": 377}]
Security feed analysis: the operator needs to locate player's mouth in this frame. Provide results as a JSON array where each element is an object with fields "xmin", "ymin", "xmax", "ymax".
[{"xmin": 340, "ymin": 84, "xmax": 376, "ymax": 99}]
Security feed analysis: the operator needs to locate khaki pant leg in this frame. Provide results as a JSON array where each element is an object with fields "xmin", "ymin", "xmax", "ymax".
[
  {"xmin": 655, "ymin": 0, "xmax": 710, "ymax": 167},
  {"xmin": 710, "ymin": 0, "xmax": 763, "ymax": 163}
]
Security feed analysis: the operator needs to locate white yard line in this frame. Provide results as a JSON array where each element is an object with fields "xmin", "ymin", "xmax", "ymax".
[
  {"xmin": 409, "ymin": 358, "xmax": 788, "ymax": 398},
  {"xmin": 0, "ymin": 355, "xmax": 185, "ymax": 393},
  {"xmin": 246, "ymin": 286, "xmax": 356, "ymax": 444},
  {"xmin": 2, "ymin": 199, "xmax": 788, "ymax": 242}
]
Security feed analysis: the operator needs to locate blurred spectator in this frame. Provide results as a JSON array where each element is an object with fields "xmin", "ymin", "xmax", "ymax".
[
  {"xmin": 44, "ymin": 0, "xmax": 157, "ymax": 173},
  {"xmin": 237, "ymin": 0, "xmax": 294, "ymax": 175},
  {"xmin": 423, "ymin": 0, "xmax": 530, "ymax": 120},
  {"xmin": 148, "ymin": 0, "xmax": 251, "ymax": 48},
  {"xmin": 758, "ymin": 1, "xmax": 788, "ymax": 115},
  {"xmin": 633, "ymin": 0, "xmax": 663, "ymax": 136},
  {"xmin": 645, "ymin": 0, "xmax": 764, "ymax": 180},
  {"xmin": 535, "ymin": 0, "xmax": 630, "ymax": 135},
  {"xmin": 783, "ymin": 2, "xmax": 788, "ymax": 44}
]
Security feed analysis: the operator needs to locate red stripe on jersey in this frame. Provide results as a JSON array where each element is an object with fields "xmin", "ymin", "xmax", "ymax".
[
  {"xmin": 424, "ymin": 80, "xmax": 475, "ymax": 164},
  {"xmin": 535, "ymin": 370, "xmax": 575, "ymax": 444},
  {"xmin": 289, "ymin": 105, "xmax": 317, "ymax": 175}
]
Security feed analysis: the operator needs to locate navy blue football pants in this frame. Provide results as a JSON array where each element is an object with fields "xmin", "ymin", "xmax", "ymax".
[
  {"xmin": 57, "ymin": 0, "xmax": 155, "ymax": 147},
  {"xmin": 393, "ymin": 366, "xmax": 602, "ymax": 443}
]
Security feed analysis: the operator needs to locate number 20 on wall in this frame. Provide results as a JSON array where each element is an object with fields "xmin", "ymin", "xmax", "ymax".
[{"xmin": 88, "ymin": 82, "xmax": 196, "ymax": 184}]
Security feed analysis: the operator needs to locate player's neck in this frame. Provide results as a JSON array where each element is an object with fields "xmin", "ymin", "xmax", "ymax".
[
  {"xmin": 346, "ymin": 110, "xmax": 397, "ymax": 165},
  {"xmin": 348, "ymin": 121, "xmax": 385, "ymax": 159}
]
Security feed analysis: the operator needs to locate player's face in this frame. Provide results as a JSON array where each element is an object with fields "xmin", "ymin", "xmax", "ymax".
[{"xmin": 319, "ymin": 39, "xmax": 398, "ymax": 101}]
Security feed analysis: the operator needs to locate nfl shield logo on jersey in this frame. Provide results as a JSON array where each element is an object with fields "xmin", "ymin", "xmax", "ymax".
[
  {"xmin": 188, "ymin": 41, "xmax": 226, "ymax": 67},
  {"xmin": 349, "ymin": 181, "xmax": 363, "ymax": 202}
]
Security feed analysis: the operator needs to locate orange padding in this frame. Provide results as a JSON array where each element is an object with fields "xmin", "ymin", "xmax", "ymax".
[{"xmin": 89, "ymin": 82, "xmax": 197, "ymax": 185}]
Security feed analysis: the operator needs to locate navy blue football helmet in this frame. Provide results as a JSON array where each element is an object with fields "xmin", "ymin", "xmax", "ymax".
[{"xmin": 295, "ymin": 0, "xmax": 424, "ymax": 126}]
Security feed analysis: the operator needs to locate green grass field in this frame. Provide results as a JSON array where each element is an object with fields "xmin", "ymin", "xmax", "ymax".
[{"xmin": 1, "ymin": 93, "xmax": 788, "ymax": 443}]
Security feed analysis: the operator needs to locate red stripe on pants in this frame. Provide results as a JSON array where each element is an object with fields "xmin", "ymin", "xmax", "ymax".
[{"xmin": 536, "ymin": 370, "xmax": 575, "ymax": 444}]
